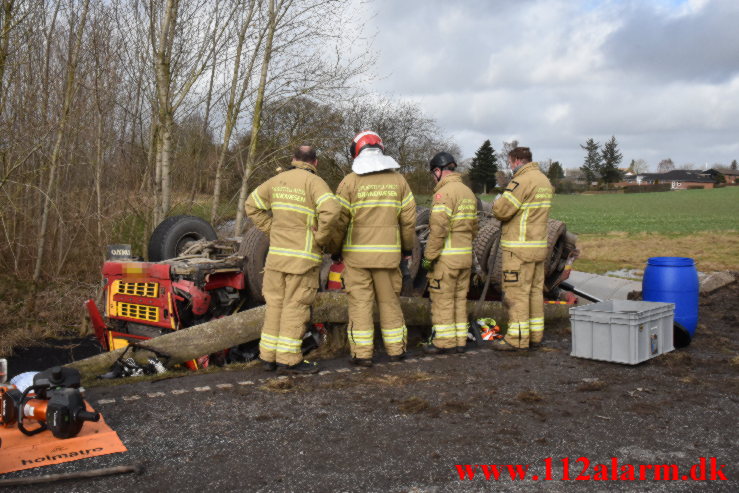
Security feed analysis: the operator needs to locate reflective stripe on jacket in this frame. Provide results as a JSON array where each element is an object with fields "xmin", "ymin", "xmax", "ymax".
[
  {"xmin": 425, "ymin": 173, "xmax": 479, "ymax": 269},
  {"xmin": 245, "ymin": 160, "xmax": 341, "ymax": 274},
  {"xmin": 492, "ymin": 162, "xmax": 553, "ymax": 262},
  {"xmin": 334, "ymin": 170, "xmax": 416, "ymax": 269}
]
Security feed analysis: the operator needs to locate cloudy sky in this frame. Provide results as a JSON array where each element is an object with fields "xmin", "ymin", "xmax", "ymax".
[{"xmin": 359, "ymin": 0, "xmax": 739, "ymax": 170}]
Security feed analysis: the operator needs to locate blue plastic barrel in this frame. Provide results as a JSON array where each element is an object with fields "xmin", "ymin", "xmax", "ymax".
[{"xmin": 642, "ymin": 257, "xmax": 699, "ymax": 341}]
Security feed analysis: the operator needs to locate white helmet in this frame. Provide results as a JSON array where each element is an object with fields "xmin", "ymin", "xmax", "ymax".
[{"xmin": 350, "ymin": 130, "xmax": 400, "ymax": 175}]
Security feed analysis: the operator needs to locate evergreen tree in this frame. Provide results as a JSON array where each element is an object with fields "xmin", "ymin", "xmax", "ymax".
[
  {"xmin": 600, "ymin": 135, "xmax": 623, "ymax": 185},
  {"xmin": 469, "ymin": 139, "xmax": 498, "ymax": 193},
  {"xmin": 731, "ymin": 159, "xmax": 737, "ymax": 170},
  {"xmin": 548, "ymin": 161, "xmax": 564, "ymax": 183},
  {"xmin": 580, "ymin": 138, "xmax": 601, "ymax": 184}
]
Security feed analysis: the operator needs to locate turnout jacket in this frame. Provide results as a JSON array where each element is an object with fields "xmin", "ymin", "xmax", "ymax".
[
  {"xmin": 493, "ymin": 162, "xmax": 553, "ymax": 262},
  {"xmin": 425, "ymin": 173, "xmax": 479, "ymax": 269},
  {"xmin": 245, "ymin": 160, "xmax": 341, "ymax": 274},
  {"xmin": 334, "ymin": 170, "xmax": 416, "ymax": 269}
]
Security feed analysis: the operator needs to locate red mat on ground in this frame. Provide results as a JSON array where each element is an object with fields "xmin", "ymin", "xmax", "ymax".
[{"xmin": 0, "ymin": 403, "xmax": 127, "ymax": 474}]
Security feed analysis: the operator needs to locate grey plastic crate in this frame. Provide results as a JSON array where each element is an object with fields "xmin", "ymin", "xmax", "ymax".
[{"xmin": 570, "ymin": 300, "xmax": 675, "ymax": 365}]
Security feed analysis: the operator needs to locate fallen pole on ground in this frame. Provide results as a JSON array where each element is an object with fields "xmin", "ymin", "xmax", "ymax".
[
  {"xmin": 67, "ymin": 293, "xmax": 570, "ymax": 378},
  {"xmin": 0, "ymin": 465, "xmax": 140, "ymax": 487}
]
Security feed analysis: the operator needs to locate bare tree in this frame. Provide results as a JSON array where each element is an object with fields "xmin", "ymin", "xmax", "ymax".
[
  {"xmin": 232, "ymin": 0, "xmax": 376, "ymax": 232},
  {"xmin": 630, "ymin": 158, "xmax": 648, "ymax": 174},
  {"xmin": 234, "ymin": 0, "xmax": 277, "ymax": 235},
  {"xmin": 0, "ymin": 0, "xmax": 379, "ymax": 294},
  {"xmin": 145, "ymin": 0, "xmax": 233, "ymax": 224},
  {"xmin": 657, "ymin": 158, "xmax": 675, "ymax": 173},
  {"xmin": 0, "ymin": 0, "xmax": 15, "ymax": 111},
  {"xmin": 499, "ymin": 139, "xmax": 519, "ymax": 171},
  {"xmin": 32, "ymin": 0, "xmax": 90, "ymax": 281},
  {"xmin": 210, "ymin": 0, "xmax": 262, "ymax": 224}
]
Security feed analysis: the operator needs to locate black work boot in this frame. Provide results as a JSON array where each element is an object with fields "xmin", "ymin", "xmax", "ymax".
[
  {"xmin": 422, "ymin": 344, "xmax": 451, "ymax": 355},
  {"xmin": 277, "ymin": 360, "xmax": 319, "ymax": 375},
  {"xmin": 389, "ymin": 352, "xmax": 406, "ymax": 362},
  {"xmin": 350, "ymin": 357, "xmax": 373, "ymax": 368},
  {"xmin": 260, "ymin": 358, "xmax": 277, "ymax": 372},
  {"xmin": 490, "ymin": 338, "xmax": 527, "ymax": 351},
  {"xmin": 456, "ymin": 346, "xmax": 467, "ymax": 354}
]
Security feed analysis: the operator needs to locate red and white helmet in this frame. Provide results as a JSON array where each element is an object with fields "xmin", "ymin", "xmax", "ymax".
[{"xmin": 350, "ymin": 130, "xmax": 384, "ymax": 158}]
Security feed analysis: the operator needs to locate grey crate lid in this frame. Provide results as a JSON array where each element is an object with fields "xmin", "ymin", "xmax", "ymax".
[{"xmin": 570, "ymin": 299, "xmax": 674, "ymax": 314}]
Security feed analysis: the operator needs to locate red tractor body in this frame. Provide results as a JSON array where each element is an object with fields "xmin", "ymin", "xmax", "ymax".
[{"xmin": 87, "ymin": 248, "xmax": 247, "ymax": 368}]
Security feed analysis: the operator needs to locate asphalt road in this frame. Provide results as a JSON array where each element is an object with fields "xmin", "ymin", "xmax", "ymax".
[{"xmin": 2, "ymin": 283, "xmax": 738, "ymax": 492}]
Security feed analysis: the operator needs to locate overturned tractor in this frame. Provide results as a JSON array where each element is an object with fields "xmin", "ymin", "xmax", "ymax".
[{"xmin": 86, "ymin": 200, "xmax": 577, "ymax": 368}]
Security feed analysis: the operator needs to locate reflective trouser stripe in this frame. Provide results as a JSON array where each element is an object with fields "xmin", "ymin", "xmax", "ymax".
[
  {"xmin": 506, "ymin": 322, "xmax": 530, "ymax": 337},
  {"xmin": 381, "ymin": 326, "xmax": 407, "ymax": 343},
  {"xmin": 275, "ymin": 336, "xmax": 302, "ymax": 354},
  {"xmin": 350, "ymin": 329, "xmax": 374, "ymax": 346},
  {"xmin": 260, "ymin": 333, "xmax": 279, "ymax": 351},
  {"xmin": 530, "ymin": 317, "xmax": 544, "ymax": 334},
  {"xmin": 261, "ymin": 268, "xmax": 318, "ymax": 365},
  {"xmin": 345, "ymin": 266, "xmax": 406, "ymax": 358},
  {"xmin": 454, "ymin": 322, "xmax": 469, "ymax": 338},
  {"xmin": 432, "ymin": 324, "xmax": 456, "ymax": 339}
]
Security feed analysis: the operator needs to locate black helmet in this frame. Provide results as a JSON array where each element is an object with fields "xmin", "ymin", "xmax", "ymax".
[{"xmin": 429, "ymin": 151, "xmax": 456, "ymax": 171}]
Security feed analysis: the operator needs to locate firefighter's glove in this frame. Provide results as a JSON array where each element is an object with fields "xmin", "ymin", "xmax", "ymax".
[{"xmin": 421, "ymin": 257, "xmax": 435, "ymax": 272}]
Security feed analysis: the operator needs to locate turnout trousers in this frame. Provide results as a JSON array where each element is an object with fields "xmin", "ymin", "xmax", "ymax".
[
  {"xmin": 427, "ymin": 261, "xmax": 471, "ymax": 349},
  {"xmin": 501, "ymin": 250, "xmax": 545, "ymax": 348},
  {"xmin": 344, "ymin": 266, "xmax": 407, "ymax": 359},
  {"xmin": 259, "ymin": 267, "xmax": 319, "ymax": 366}
]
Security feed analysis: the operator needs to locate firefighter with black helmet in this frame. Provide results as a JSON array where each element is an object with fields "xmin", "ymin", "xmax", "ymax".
[
  {"xmin": 333, "ymin": 131, "xmax": 417, "ymax": 367},
  {"xmin": 491, "ymin": 146, "xmax": 553, "ymax": 350},
  {"xmin": 245, "ymin": 146, "xmax": 341, "ymax": 374},
  {"xmin": 421, "ymin": 151, "xmax": 479, "ymax": 354}
]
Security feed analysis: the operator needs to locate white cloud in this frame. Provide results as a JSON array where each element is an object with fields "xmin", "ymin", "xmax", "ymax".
[{"xmin": 359, "ymin": 0, "xmax": 739, "ymax": 170}]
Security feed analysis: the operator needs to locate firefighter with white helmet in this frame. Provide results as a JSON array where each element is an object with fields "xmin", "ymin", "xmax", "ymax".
[
  {"xmin": 245, "ymin": 146, "xmax": 341, "ymax": 374},
  {"xmin": 333, "ymin": 131, "xmax": 417, "ymax": 367},
  {"xmin": 491, "ymin": 146, "xmax": 553, "ymax": 350},
  {"xmin": 421, "ymin": 151, "xmax": 479, "ymax": 354}
]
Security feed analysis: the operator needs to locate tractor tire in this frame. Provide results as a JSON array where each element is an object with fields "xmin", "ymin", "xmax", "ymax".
[
  {"xmin": 544, "ymin": 220, "xmax": 568, "ymax": 290},
  {"xmin": 401, "ymin": 238, "xmax": 423, "ymax": 296},
  {"xmin": 416, "ymin": 206, "xmax": 430, "ymax": 226},
  {"xmin": 407, "ymin": 206, "xmax": 431, "ymax": 296},
  {"xmin": 319, "ymin": 254, "xmax": 333, "ymax": 291},
  {"xmin": 483, "ymin": 227, "xmax": 504, "ymax": 295},
  {"xmin": 148, "ymin": 215, "xmax": 218, "ymax": 261},
  {"xmin": 240, "ymin": 226, "xmax": 270, "ymax": 303},
  {"xmin": 545, "ymin": 219, "xmax": 567, "ymax": 276},
  {"xmin": 473, "ymin": 221, "xmax": 500, "ymax": 275}
]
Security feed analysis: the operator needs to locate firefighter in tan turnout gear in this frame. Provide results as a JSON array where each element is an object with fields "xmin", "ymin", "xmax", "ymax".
[
  {"xmin": 421, "ymin": 152, "xmax": 479, "ymax": 354},
  {"xmin": 492, "ymin": 147, "xmax": 553, "ymax": 350},
  {"xmin": 334, "ymin": 131, "xmax": 417, "ymax": 367},
  {"xmin": 245, "ymin": 146, "xmax": 341, "ymax": 374}
]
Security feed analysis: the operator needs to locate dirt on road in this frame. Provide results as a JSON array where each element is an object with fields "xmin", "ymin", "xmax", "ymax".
[{"xmin": 2, "ymin": 282, "xmax": 738, "ymax": 492}]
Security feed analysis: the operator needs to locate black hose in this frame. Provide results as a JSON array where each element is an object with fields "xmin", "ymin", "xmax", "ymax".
[{"xmin": 558, "ymin": 281, "xmax": 602, "ymax": 303}]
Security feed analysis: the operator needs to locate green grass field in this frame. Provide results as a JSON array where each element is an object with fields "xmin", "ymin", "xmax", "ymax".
[
  {"xmin": 482, "ymin": 186, "xmax": 738, "ymax": 235},
  {"xmin": 476, "ymin": 187, "xmax": 738, "ymax": 273},
  {"xmin": 549, "ymin": 187, "xmax": 738, "ymax": 235}
]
